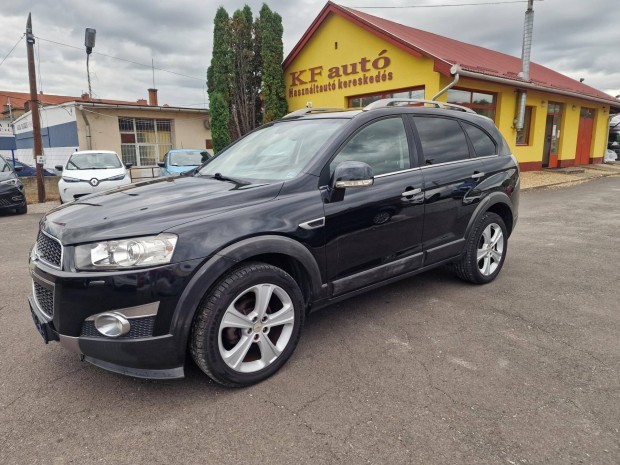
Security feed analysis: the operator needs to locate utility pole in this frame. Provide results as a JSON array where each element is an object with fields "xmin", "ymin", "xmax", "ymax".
[{"xmin": 26, "ymin": 12, "xmax": 45, "ymax": 203}]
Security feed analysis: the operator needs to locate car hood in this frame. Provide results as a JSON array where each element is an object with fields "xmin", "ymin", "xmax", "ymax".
[
  {"xmin": 0, "ymin": 171, "xmax": 17, "ymax": 181},
  {"xmin": 41, "ymin": 175, "xmax": 283, "ymax": 244},
  {"xmin": 62, "ymin": 167, "xmax": 126, "ymax": 180}
]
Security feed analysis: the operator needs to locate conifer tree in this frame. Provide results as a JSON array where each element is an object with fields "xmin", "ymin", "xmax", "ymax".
[
  {"xmin": 207, "ymin": 7, "xmax": 232, "ymax": 152},
  {"xmin": 258, "ymin": 4, "xmax": 287, "ymax": 122},
  {"xmin": 207, "ymin": 3, "xmax": 287, "ymax": 147}
]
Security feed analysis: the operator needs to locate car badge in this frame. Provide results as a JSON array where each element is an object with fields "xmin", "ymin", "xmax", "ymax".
[{"xmin": 90, "ymin": 178, "xmax": 99, "ymax": 187}]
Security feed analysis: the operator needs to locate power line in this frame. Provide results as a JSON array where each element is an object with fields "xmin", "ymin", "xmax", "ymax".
[
  {"xmin": 351, "ymin": 0, "xmax": 539, "ymax": 8},
  {"xmin": 0, "ymin": 34, "xmax": 25, "ymax": 68},
  {"xmin": 35, "ymin": 36, "xmax": 205, "ymax": 82}
]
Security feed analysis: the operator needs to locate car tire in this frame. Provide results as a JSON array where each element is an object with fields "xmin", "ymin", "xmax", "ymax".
[
  {"xmin": 15, "ymin": 204, "xmax": 27, "ymax": 215},
  {"xmin": 190, "ymin": 262, "xmax": 305, "ymax": 387},
  {"xmin": 454, "ymin": 212, "xmax": 507, "ymax": 284}
]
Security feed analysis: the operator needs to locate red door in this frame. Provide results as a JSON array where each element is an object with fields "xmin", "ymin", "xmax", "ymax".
[{"xmin": 576, "ymin": 108, "xmax": 595, "ymax": 165}]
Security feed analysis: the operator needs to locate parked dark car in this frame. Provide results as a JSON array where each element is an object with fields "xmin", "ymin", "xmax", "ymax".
[
  {"xmin": 8, "ymin": 159, "xmax": 56, "ymax": 177},
  {"xmin": 28, "ymin": 99, "xmax": 519, "ymax": 386},
  {"xmin": 0, "ymin": 155, "xmax": 27, "ymax": 214}
]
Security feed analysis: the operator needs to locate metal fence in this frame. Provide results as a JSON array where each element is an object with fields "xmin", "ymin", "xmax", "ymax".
[{"xmin": 128, "ymin": 166, "xmax": 160, "ymax": 182}]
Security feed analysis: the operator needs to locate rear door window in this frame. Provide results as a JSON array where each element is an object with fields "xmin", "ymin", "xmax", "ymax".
[{"xmin": 413, "ymin": 117, "xmax": 470, "ymax": 165}]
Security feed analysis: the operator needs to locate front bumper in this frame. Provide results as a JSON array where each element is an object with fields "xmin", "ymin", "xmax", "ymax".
[
  {"xmin": 0, "ymin": 184, "xmax": 26, "ymax": 210},
  {"xmin": 58, "ymin": 178, "xmax": 131, "ymax": 203},
  {"xmin": 28, "ymin": 254, "xmax": 203, "ymax": 379}
]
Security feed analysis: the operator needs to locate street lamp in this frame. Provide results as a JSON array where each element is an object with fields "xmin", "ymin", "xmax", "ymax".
[{"xmin": 85, "ymin": 28, "xmax": 96, "ymax": 98}]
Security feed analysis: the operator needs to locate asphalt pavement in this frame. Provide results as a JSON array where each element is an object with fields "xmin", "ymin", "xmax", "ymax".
[{"xmin": 0, "ymin": 177, "xmax": 619, "ymax": 465}]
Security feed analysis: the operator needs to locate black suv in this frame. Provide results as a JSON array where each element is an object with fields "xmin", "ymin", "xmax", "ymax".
[{"xmin": 28, "ymin": 99, "xmax": 519, "ymax": 386}]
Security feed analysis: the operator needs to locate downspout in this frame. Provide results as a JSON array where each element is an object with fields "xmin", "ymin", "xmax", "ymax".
[
  {"xmin": 516, "ymin": 0, "xmax": 534, "ymax": 130},
  {"xmin": 78, "ymin": 105, "xmax": 92, "ymax": 150},
  {"xmin": 432, "ymin": 64, "xmax": 460, "ymax": 101}
]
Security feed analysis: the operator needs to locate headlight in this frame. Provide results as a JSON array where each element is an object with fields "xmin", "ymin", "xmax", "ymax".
[
  {"xmin": 106, "ymin": 174, "xmax": 126, "ymax": 181},
  {"xmin": 0, "ymin": 178, "xmax": 19, "ymax": 186},
  {"xmin": 62, "ymin": 176, "xmax": 81, "ymax": 183},
  {"xmin": 74, "ymin": 233, "xmax": 178, "ymax": 270}
]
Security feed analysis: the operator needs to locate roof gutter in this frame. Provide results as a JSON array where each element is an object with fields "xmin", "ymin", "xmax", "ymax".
[
  {"xmin": 432, "ymin": 65, "xmax": 460, "ymax": 101},
  {"xmin": 70, "ymin": 102, "xmax": 209, "ymax": 114},
  {"xmin": 453, "ymin": 67, "xmax": 619, "ymax": 108},
  {"xmin": 77, "ymin": 106, "xmax": 92, "ymax": 150}
]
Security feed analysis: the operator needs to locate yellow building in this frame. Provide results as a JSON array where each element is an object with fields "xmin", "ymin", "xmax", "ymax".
[{"xmin": 284, "ymin": 2, "xmax": 620, "ymax": 171}]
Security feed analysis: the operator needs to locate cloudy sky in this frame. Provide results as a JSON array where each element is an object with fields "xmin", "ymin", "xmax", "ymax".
[{"xmin": 0, "ymin": 0, "xmax": 617, "ymax": 108}]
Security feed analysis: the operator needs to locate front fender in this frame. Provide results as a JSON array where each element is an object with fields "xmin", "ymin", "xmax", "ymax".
[{"xmin": 168, "ymin": 234, "xmax": 324, "ymax": 358}]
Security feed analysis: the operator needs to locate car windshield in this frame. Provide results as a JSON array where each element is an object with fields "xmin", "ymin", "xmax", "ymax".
[
  {"xmin": 169, "ymin": 151, "xmax": 205, "ymax": 166},
  {"xmin": 67, "ymin": 152, "xmax": 122, "ymax": 170},
  {"xmin": 0, "ymin": 157, "xmax": 11, "ymax": 172},
  {"xmin": 197, "ymin": 119, "xmax": 346, "ymax": 181}
]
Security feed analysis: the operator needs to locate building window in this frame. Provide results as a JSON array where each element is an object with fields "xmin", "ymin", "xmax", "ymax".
[
  {"xmin": 118, "ymin": 117, "xmax": 173, "ymax": 167},
  {"xmin": 348, "ymin": 87, "xmax": 425, "ymax": 108},
  {"xmin": 516, "ymin": 106, "xmax": 533, "ymax": 146},
  {"xmin": 447, "ymin": 88, "xmax": 496, "ymax": 121}
]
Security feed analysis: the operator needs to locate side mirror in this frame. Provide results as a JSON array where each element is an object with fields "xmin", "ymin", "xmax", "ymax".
[
  {"xmin": 55, "ymin": 165, "xmax": 64, "ymax": 172},
  {"xmin": 332, "ymin": 161, "xmax": 374, "ymax": 189},
  {"xmin": 14, "ymin": 166, "xmax": 23, "ymax": 173},
  {"xmin": 125, "ymin": 163, "xmax": 133, "ymax": 169},
  {"xmin": 157, "ymin": 162, "xmax": 165, "ymax": 168}
]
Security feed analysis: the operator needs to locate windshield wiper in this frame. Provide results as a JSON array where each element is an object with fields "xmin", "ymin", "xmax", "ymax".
[{"xmin": 208, "ymin": 172, "xmax": 246, "ymax": 184}]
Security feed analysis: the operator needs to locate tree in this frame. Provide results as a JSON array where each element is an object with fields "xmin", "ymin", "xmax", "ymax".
[
  {"xmin": 258, "ymin": 4, "xmax": 287, "ymax": 122},
  {"xmin": 230, "ymin": 6, "xmax": 259, "ymax": 140},
  {"xmin": 207, "ymin": 3, "xmax": 287, "ymax": 149},
  {"xmin": 207, "ymin": 7, "xmax": 232, "ymax": 152}
]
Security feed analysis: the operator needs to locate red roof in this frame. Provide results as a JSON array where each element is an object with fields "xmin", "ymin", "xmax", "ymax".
[
  {"xmin": 0, "ymin": 91, "xmax": 142, "ymax": 111},
  {"xmin": 284, "ymin": 2, "xmax": 619, "ymax": 106}
]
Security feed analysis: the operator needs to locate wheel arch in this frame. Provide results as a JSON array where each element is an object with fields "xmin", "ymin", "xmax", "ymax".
[
  {"xmin": 465, "ymin": 193, "xmax": 515, "ymax": 240},
  {"xmin": 169, "ymin": 235, "xmax": 324, "ymax": 357}
]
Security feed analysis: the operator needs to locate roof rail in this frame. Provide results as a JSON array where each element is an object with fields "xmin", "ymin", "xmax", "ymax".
[
  {"xmin": 363, "ymin": 98, "xmax": 477, "ymax": 114},
  {"xmin": 283, "ymin": 107, "xmax": 344, "ymax": 118}
]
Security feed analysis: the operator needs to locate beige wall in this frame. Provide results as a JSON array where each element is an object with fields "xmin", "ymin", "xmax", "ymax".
[{"xmin": 75, "ymin": 107, "xmax": 211, "ymax": 161}]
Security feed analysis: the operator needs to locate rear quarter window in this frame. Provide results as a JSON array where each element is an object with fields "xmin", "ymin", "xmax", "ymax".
[{"xmin": 462, "ymin": 123, "xmax": 497, "ymax": 157}]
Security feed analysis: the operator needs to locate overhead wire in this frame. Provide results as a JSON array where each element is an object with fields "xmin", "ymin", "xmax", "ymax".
[
  {"xmin": 351, "ymin": 0, "xmax": 539, "ymax": 8},
  {"xmin": 35, "ymin": 40, "xmax": 44, "ymax": 93},
  {"xmin": 35, "ymin": 36, "xmax": 205, "ymax": 82},
  {"xmin": 0, "ymin": 34, "xmax": 25, "ymax": 67}
]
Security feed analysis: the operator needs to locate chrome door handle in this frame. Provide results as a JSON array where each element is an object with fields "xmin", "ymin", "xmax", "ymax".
[
  {"xmin": 471, "ymin": 172, "xmax": 485, "ymax": 179},
  {"xmin": 401, "ymin": 188, "xmax": 421, "ymax": 196}
]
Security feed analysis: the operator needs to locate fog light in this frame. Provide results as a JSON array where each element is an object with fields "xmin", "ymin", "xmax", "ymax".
[{"xmin": 94, "ymin": 312, "xmax": 130, "ymax": 337}]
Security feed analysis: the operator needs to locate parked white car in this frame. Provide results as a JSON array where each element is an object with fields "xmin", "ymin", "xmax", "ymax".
[{"xmin": 56, "ymin": 150, "xmax": 132, "ymax": 203}]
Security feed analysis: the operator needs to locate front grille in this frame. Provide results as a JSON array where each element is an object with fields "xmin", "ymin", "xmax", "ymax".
[
  {"xmin": 36, "ymin": 232, "xmax": 62, "ymax": 268},
  {"xmin": 33, "ymin": 281, "xmax": 54, "ymax": 318},
  {"xmin": 0, "ymin": 199, "xmax": 10, "ymax": 206},
  {"xmin": 80, "ymin": 316, "xmax": 156, "ymax": 339}
]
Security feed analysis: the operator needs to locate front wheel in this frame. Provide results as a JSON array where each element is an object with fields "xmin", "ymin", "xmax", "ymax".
[
  {"xmin": 454, "ymin": 212, "xmax": 508, "ymax": 284},
  {"xmin": 190, "ymin": 262, "xmax": 305, "ymax": 387}
]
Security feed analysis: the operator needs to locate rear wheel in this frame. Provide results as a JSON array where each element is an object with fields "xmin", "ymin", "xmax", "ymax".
[
  {"xmin": 454, "ymin": 212, "xmax": 507, "ymax": 284},
  {"xmin": 190, "ymin": 262, "xmax": 304, "ymax": 387}
]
